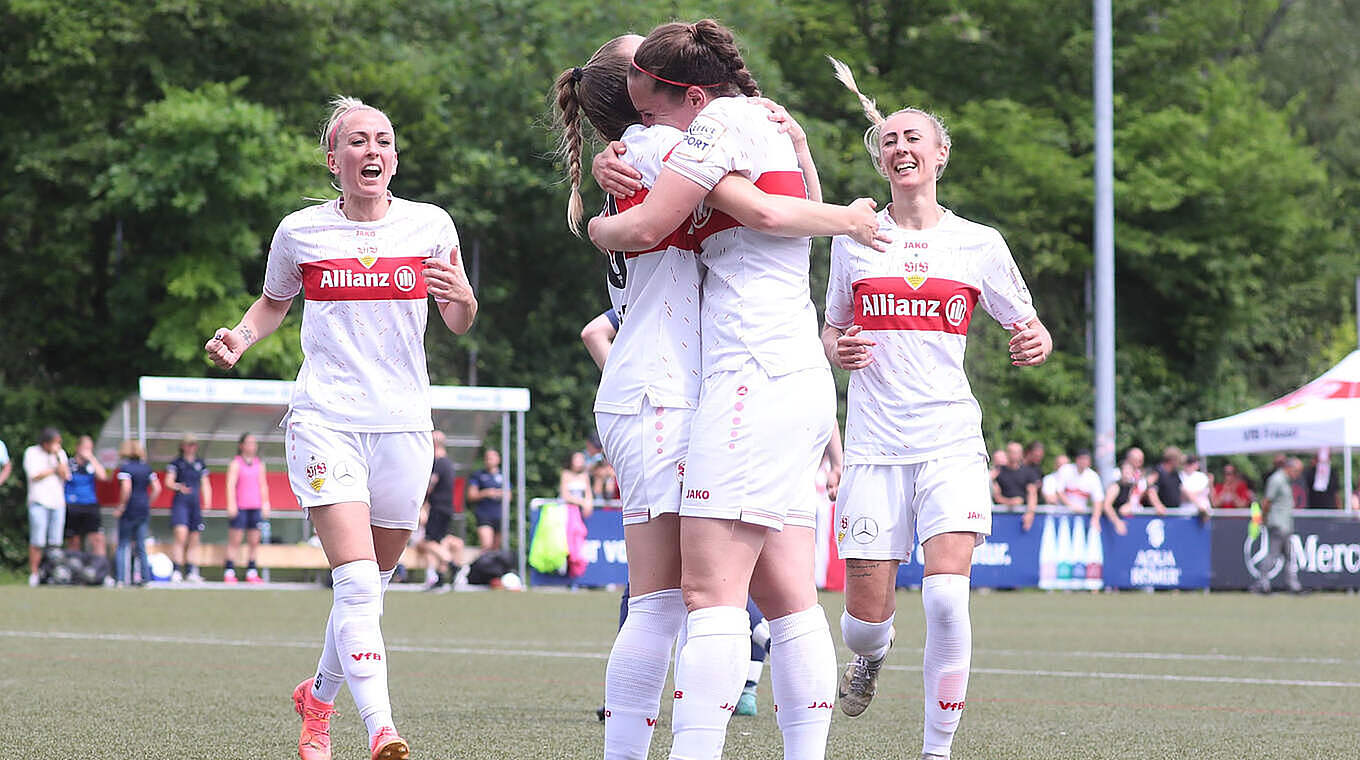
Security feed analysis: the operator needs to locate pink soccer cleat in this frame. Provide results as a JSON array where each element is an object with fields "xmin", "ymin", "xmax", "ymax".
[
  {"xmin": 369, "ymin": 726, "xmax": 409, "ymax": 760},
  {"xmin": 293, "ymin": 678, "xmax": 337, "ymax": 760}
]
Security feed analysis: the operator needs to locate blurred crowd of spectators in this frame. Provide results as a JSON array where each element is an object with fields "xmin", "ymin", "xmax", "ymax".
[{"xmin": 989, "ymin": 442, "xmax": 1360, "ymax": 536}]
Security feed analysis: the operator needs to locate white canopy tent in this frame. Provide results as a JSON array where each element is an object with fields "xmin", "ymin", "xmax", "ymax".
[
  {"xmin": 1195, "ymin": 350, "xmax": 1360, "ymax": 509},
  {"xmin": 96, "ymin": 376, "xmax": 532, "ymax": 576}
]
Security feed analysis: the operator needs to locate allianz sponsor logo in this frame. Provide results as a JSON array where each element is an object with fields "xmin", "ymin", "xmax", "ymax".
[
  {"xmin": 318, "ymin": 266, "xmax": 417, "ymax": 291},
  {"xmin": 861, "ymin": 293, "xmax": 940, "ymax": 318},
  {"xmin": 1291, "ymin": 534, "xmax": 1360, "ymax": 574}
]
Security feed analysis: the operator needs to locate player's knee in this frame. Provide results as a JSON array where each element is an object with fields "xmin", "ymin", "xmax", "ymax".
[
  {"xmin": 922, "ymin": 573, "xmax": 970, "ymax": 624},
  {"xmin": 841, "ymin": 609, "xmax": 894, "ymax": 655}
]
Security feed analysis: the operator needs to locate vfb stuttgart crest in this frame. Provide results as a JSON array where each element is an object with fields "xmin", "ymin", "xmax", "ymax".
[
  {"xmin": 306, "ymin": 456, "xmax": 327, "ymax": 493},
  {"xmin": 904, "ymin": 254, "xmax": 929, "ymax": 290}
]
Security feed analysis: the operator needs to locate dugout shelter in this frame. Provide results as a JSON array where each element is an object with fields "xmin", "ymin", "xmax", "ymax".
[
  {"xmin": 1195, "ymin": 349, "xmax": 1360, "ymax": 509},
  {"xmin": 94, "ymin": 376, "xmax": 532, "ymax": 578}
]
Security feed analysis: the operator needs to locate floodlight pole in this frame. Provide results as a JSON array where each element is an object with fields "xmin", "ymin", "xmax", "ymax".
[{"xmin": 1093, "ymin": 0, "xmax": 1116, "ymax": 484}]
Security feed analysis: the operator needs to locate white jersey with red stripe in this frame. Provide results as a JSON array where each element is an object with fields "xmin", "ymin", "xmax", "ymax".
[
  {"xmin": 825, "ymin": 207, "xmax": 1037, "ymax": 465},
  {"xmin": 263, "ymin": 197, "xmax": 457, "ymax": 432},
  {"xmin": 594, "ymin": 124, "xmax": 703, "ymax": 415},
  {"xmin": 664, "ymin": 95, "xmax": 825, "ymax": 378}
]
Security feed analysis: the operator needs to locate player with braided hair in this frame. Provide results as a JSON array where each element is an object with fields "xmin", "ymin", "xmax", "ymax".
[
  {"xmin": 588, "ymin": 19, "xmax": 870, "ymax": 760},
  {"xmin": 551, "ymin": 31, "xmax": 882, "ymax": 760},
  {"xmin": 822, "ymin": 58, "xmax": 1051, "ymax": 760}
]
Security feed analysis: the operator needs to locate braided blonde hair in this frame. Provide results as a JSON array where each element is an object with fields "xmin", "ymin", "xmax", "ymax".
[{"xmin": 828, "ymin": 57, "xmax": 951, "ymax": 180}]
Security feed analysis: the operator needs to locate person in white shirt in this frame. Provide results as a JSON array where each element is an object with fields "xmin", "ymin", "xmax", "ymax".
[
  {"xmin": 205, "ymin": 96, "xmax": 476, "ymax": 760},
  {"xmin": 586, "ymin": 21, "xmax": 892, "ymax": 760},
  {"xmin": 1059, "ymin": 450, "xmax": 1105, "ymax": 513},
  {"xmin": 23, "ymin": 428, "xmax": 70, "ymax": 587},
  {"xmin": 1179, "ymin": 455, "xmax": 1212, "ymax": 520},
  {"xmin": 821, "ymin": 59, "xmax": 1052, "ymax": 760},
  {"xmin": 1040, "ymin": 453, "xmax": 1070, "ymax": 506},
  {"xmin": 573, "ymin": 26, "xmax": 886, "ymax": 760},
  {"xmin": 0, "ymin": 438, "xmax": 11, "ymax": 489}
]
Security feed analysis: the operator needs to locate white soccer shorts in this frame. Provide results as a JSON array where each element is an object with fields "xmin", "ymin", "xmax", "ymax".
[
  {"xmin": 285, "ymin": 420, "xmax": 433, "ymax": 531},
  {"xmin": 680, "ymin": 361, "xmax": 835, "ymax": 530},
  {"xmin": 836, "ymin": 455, "xmax": 992, "ymax": 561},
  {"xmin": 596, "ymin": 400, "xmax": 694, "ymax": 526}
]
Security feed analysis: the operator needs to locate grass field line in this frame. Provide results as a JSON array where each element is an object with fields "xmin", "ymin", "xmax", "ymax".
[
  {"xmin": 975, "ymin": 646, "xmax": 1354, "ymax": 666},
  {"xmin": 881, "ymin": 663, "xmax": 1360, "ymax": 689},
  {"xmin": 5, "ymin": 629, "xmax": 1360, "ymax": 689}
]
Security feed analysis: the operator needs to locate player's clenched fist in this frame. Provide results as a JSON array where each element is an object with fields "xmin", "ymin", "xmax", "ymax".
[
  {"xmin": 204, "ymin": 328, "xmax": 249, "ymax": 370},
  {"xmin": 834, "ymin": 324, "xmax": 876, "ymax": 371}
]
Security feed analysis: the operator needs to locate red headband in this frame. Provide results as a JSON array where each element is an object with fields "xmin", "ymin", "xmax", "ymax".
[{"xmin": 630, "ymin": 59, "xmax": 723, "ymax": 90}]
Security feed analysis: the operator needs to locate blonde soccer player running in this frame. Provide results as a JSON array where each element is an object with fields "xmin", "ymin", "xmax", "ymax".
[
  {"xmin": 822, "ymin": 59, "xmax": 1051, "ymax": 760},
  {"xmin": 205, "ymin": 97, "xmax": 476, "ymax": 760}
]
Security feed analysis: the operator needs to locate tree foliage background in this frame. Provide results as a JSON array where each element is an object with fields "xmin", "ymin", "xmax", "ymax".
[{"xmin": 1, "ymin": 0, "xmax": 1356, "ymax": 559}]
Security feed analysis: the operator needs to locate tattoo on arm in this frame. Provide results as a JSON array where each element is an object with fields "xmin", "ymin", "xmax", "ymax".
[{"xmin": 237, "ymin": 326, "xmax": 256, "ymax": 346}]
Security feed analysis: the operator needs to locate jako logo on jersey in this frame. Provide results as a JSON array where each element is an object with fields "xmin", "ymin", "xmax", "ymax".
[
  {"xmin": 806, "ymin": 701, "xmax": 834, "ymax": 710},
  {"xmin": 862, "ymin": 293, "xmax": 940, "ymax": 318},
  {"xmin": 938, "ymin": 700, "xmax": 966, "ymax": 711},
  {"xmin": 351, "ymin": 652, "xmax": 383, "ymax": 662},
  {"xmin": 904, "ymin": 241, "xmax": 929, "ymax": 249},
  {"xmin": 944, "ymin": 294, "xmax": 968, "ymax": 326},
  {"xmin": 686, "ymin": 489, "xmax": 710, "ymax": 501},
  {"xmin": 967, "ymin": 511, "xmax": 984, "ymax": 520}
]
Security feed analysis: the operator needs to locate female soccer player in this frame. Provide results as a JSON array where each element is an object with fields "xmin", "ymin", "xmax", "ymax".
[
  {"xmin": 205, "ymin": 96, "xmax": 476, "ymax": 760},
  {"xmin": 560, "ymin": 29, "xmax": 884, "ymax": 760},
  {"xmin": 586, "ymin": 21, "xmax": 878, "ymax": 760},
  {"xmin": 165, "ymin": 433, "xmax": 211, "ymax": 582},
  {"xmin": 821, "ymin": 59, "xmax": 1052, "ymax": 760},
  {"xmin": 113, "ymin": 439, "xmax": 161, "ymax": 585},
  {"xmin": 224, "ymin": 432, "xmax": 269, "ymax": 584}
]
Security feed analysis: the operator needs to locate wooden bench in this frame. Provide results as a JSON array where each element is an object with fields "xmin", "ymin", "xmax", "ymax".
[{"xmin": 149, "ymin": 542, "xmax": 478, "ymax": 570}]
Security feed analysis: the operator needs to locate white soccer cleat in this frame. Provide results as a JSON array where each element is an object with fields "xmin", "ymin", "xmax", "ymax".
[{"xmin": 838, "ymin": 654, "xmax": 886, "ymax": 717}]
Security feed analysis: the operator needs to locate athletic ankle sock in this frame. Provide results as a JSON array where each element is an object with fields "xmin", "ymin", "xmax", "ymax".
[
  {"xmin": 745, "ymin": 657, "xmax": 763, "ymax": 688},
  {"xmin": 669, "ymin": 605, "xmax": 749, "ymax": 760},
  {"xmin": 769, "ymin": 605, "xmax": 837, "ymax": 760},
  {"xmin": 603, "ymin": 588, "xmax": 686, "ymax": 760},
  {"xmin": 331, "ymin": 560, "xmax": 393, "ymax": 740},
  {"xmin": 248, "ymin": 560, "xmax": 258, "ymax": 571},
  {"xmin": 224, "ymin": 560, "xmax": 235, "ymax": 572},
  {"xmin": 840, "ymin": 610, "xmax": 895, "ymax": 661},
  {"xmin": 312, "ymin": 611, "xmax": 345, "ymax": 704},
  {"xmin": 922, "ymin": 574, "xmax": 971, "ymax": 757}
]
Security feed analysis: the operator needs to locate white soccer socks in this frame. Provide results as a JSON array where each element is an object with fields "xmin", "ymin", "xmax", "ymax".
[
  {"xmin": 604, "ymin": 588, "xmax": 687, "ymax": 760},
  {"xmin": 669, "ymin": 605, "xmax": 750, "ymax": 760},
  {"xmin": 922, "ymin": 573, "xmax": 971, "ymax": 758},
  {"xmin": 331, "ymin": 559, "xmax": 394, "ymax": 741},
  {"xmin": 840, "ymin": 610, "xmax": 895, "ymax": 662},
  {"xmin": 768, "ymin": 604, "xmax": 837, "ymax": 760},
  {"xmin": 311, "ymin": 564, "xmax": 399, "ymax": 705}
]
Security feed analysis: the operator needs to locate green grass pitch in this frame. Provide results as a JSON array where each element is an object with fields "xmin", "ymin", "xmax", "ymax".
[{"xmin": 2, "ymin": 585, "xmax": 1357, "ymax": 759}]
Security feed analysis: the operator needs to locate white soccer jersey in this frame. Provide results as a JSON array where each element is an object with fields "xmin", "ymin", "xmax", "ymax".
[
  {"xmin": 825, "ymin": 208, "xmax": 1036, "ymax": 465},
  {"xmin": 1060, "ymin": 465, "xmax": 1105, "ymax": 510},
  {"xmin": 664, "ymin": 96, "xmax": 825, "ymax": 379},
  {"xmin": 263, "ymin": 197, "xmax": 458, "ymax": 432},
  {"xmin": 594, "ymin": 124, "xmax": 703, "ymax": 415}
]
